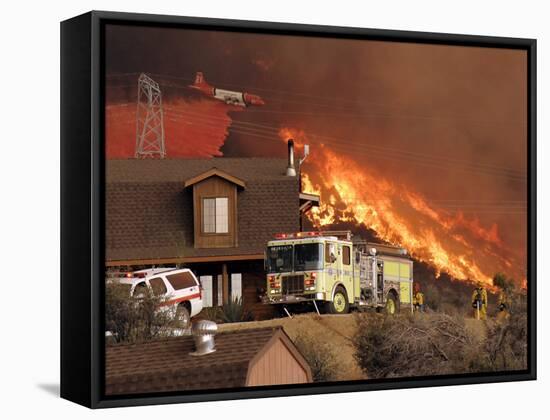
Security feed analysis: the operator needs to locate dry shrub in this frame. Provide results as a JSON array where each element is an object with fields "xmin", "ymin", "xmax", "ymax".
[
  {"xmin": 354, "ymin": 312, "xmax": 477, "ymax": 378},
  {"xmin": 105, "ymin": 281, "xmax": 180, "ymax": 345},
  {"xmin": 198, "ymin": 306, "xmax": 223, "ymax": 322},
  {"xmin": 481, "ymin": 300, "xmax": 528, "ymax": 371},
  {"xmin": 353, "ymin": 308, "xmax": 528, "ymax": 379},
  {"xmin": 293, "ymin": 329, "xmax": 339, "ymax": 382}
]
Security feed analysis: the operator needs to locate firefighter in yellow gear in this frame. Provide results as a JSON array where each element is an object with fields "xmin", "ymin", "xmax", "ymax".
[
  {"xmin": 471, "ymin": 282, "xmax": 488, "ymax": 320},
  {"xmin": 413, "ymin": 283, "xmax": 425, "ymax": 312}
]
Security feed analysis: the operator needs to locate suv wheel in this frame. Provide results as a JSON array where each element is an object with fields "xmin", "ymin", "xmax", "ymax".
[{"xmin": 176, "ymin": 305, "xmax": 191, "ymax": 329}]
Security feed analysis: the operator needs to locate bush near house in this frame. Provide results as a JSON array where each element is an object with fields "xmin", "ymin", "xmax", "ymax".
[
  {"xmin": 198, "ymin": 306, "xmax": 224, "ymax": 323},
  {"xmin": 105, "ymin": 281, "xmax": 180, "ymax": 345},
  {"xmin": 197, "ymin": 297, "xmax": 254, "ymax": 323},
  {"xmin": 220, "ymin": 297, "xmax": 254, "ymax": 323}
]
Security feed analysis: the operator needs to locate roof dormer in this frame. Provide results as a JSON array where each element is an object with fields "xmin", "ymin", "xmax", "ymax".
[{"xmin": 184, "ymin": 168, "xmax": 246, "ymax": 249}]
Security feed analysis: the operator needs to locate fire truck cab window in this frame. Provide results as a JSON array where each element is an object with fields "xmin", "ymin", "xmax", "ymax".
[
  {"xmin": 294, "ymin": 243, "xmax": 323, "ymax": 271},
  {"xmin": 343, "ymin": 246, "xmax": 351, "ymax": 265},
  {"xmin": 149, "ymin": 277, "xmax": 167, "ymax": 295},
  {"xmin": 266, "ymin": 245, "xmax": 293, "ymax": 273},
  {"xmin": 325, "ymin": 243, "xmax": 336, "ymax": 263}
]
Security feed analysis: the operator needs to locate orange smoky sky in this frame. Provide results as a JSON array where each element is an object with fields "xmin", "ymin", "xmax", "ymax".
[{"xmin": 105, "ymin": 24, "xmax": 528, "ymax": 284}]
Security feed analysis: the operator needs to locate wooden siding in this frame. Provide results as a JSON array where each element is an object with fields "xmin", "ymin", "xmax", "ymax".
[
  {"xmin": 191, "ymin": 261, "xmax": 275, "ymax": 320},
  {"xmin": 242, "ymin": 271, "xmax": 275, "ymax": 320},
  {"xmin": 193, "ymin": 176, "xmax": 238, "ymax": 248},
  {"xmin": 246, "ymin": 338, "xmax": 310, "ymax": 386}
]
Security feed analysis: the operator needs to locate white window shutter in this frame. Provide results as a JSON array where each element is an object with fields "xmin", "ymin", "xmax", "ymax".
[{"xmin": 199, "ymin": 275, "xmax": 213, "ymax": 307}]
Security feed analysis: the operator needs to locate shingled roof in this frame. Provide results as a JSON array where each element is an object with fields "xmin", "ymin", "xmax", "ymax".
[
  {"xmin": 105, "ymin": 327, "xmax": 312, "ymax": 395},
  {"xmin": 107, "ymin": 158, "xmax": 293, "ymax": 183},
  {"xmin": 106, "ymin": 158, "xmax": 300, "ymax": 263}
]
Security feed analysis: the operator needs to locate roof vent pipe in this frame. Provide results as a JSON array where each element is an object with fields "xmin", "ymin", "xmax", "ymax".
[
  {"xmin": 286, "ymin": 139, "xmax": 296, "ymax": 176},
  {"xmin": 299, "ymin": 144, "xmax": 310, "ymax": 166},
  {"xmin": 189, "ymin": 320, "xmax": 218, "ymax": 356}
]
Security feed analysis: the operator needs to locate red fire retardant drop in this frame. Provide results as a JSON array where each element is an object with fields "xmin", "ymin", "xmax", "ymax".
[{"xmin": 106, "ymin": 98, "xmax": 242, "ymax": 158}]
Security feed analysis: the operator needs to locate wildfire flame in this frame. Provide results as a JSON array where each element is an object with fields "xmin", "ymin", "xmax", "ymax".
[{"xmin": 280, "ymin": 127, "xmax": 523, "ymax": 286}]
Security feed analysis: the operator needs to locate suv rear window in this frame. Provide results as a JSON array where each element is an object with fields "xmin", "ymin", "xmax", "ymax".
[{"xmin": 166, "ymin": 271, "xmax": 197, "ymax": 290}]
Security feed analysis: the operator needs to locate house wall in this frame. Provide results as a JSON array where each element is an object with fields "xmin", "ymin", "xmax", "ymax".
[
  {"xmin": 246, "ymin": 338, "xmax": 310, "ymax": 386},
  {"xmin": 191, "ymin": 260, "xmax": 275, "ymax": 320}
]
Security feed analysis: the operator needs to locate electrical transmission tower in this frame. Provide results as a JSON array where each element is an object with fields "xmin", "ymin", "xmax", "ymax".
[{"xmin": 135, "ymin": 73, "xmax": 166, "ymax": 158}]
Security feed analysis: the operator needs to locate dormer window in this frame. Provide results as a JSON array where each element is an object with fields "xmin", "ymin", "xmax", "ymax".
[
  {"xmin": 203, "ymin": 197, "xmax": 229, "ymax": 234},
  {"xmin": 184, "ymin": 168, "xmax": 246, "ymax": 249}
]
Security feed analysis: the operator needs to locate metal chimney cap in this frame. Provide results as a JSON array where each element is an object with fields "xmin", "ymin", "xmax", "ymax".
[
  {"xmin": 189, "ymin": 320, "xmax": 218, "ymax": 357},
  {"xmin": 192, "ymin": 320, "xmax": 218, "ymax": 335},
  {"xmin": 286, "ymin": 139, "xmax": 296, "ymax": 176}
]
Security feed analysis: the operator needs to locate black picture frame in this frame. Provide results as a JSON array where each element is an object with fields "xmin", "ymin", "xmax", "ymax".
[{"xmin": 60, "ymin": 10, "xmax": 537, "ymax": 409}]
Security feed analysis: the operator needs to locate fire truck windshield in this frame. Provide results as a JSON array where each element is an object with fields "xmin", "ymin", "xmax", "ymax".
[
  {"xmin": 267, "ymin": 245, "xmax": 293, "ymax": 273},
  {"xmin": 293, "ymin": 243, "xmax": 323, "ymax": 271},
  {"xmin": 266, "ymin": 243, "xmax": 323, "ymax": 273}
]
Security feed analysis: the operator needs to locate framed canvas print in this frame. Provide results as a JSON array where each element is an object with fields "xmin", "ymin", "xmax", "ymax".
[{"xmin": 60, "ymin": 11, "xmax": 536, "ymax": 408}]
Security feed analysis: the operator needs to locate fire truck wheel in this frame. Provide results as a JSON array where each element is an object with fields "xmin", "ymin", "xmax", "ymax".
[
  {"xmin": 176, "ymin": 304, "xmax": 191, "ymax": 329},
  {"xmin": 327, "ymin": 286, "xmax": 349, "ymax": 314},
  {"xmin": 385, "ymin": 292, "xmax": 399, "ymax": 315}
]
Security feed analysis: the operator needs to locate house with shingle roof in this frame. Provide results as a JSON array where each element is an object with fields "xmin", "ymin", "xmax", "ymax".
[
  {"xmin": 106, "ymin": 142, "xmax": 319, "ymax": 318},
  {"xmin": 105, "ymin": 327, "xmax": 313, "ymax": 395}
]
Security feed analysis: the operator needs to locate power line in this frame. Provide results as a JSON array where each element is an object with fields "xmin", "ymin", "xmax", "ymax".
[
  {"xmin": 146, "ymin": 73, "xmax": 526, "ymax": 127},
  {"xmin": 160, "ymin": 108, "xmax": 527, "ymax": 180},
  {"xmin": 161, "ymin": 106, "xmax": 525, "ymax": 177},
  {"xmin": 104, "ymin": 73, "xmax": 524, "ymax": 127},
  {"xmin": 105, "ymin": 73, "xmax": 527, "ymax": 180},
  {"xmin": 160, "ymin": 108, "xmax": 527, "ymax": 179}
]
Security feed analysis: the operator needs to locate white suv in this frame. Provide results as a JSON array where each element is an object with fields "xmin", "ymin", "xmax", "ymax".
[{"xmin": 117, "ymin": 268, "xmax": 204, "ymax": 328}]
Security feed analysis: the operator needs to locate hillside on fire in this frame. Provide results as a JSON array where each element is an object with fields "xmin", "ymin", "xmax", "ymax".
[{"xmin": 103, "ymin": 23, "xmax": 529, "ymax": 389}]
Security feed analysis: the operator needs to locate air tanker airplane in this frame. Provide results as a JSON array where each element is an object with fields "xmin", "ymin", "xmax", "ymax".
[{"xmin": 189, "ymin": 72, "xmax": 265, "ymax": 107}]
